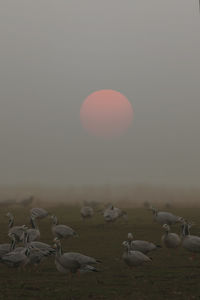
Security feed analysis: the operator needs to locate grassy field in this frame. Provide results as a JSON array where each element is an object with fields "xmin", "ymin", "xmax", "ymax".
[{"xmin": 0, "ymin": 204, "xmax": 200, "ymax": 300}]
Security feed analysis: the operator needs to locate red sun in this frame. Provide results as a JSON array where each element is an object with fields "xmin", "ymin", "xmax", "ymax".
[{"xmin": 80, "ymin": 90, "xmax": 133, "ymax": 138}]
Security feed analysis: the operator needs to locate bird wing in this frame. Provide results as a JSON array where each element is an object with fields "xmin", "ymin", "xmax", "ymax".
[
  {"xmin": 31, "ymin": 208, "xmax": 48, "ymax": 218},
  {"xmin": 27, "ymin": 229, "xmax": 40, "ymax": 242},
  {"xmin": 0, "ymin": 244, "xmax": 10, "ymax": 257},
  {"xmin": 185, "ymin": 236, "xmax": 200, "ymax": 252},
  {"xmin": 132, "ymin": 241, "xmax": 156, "ymax": 253},
  {"xmin": 54, "ymin": 225, "xmax": 74, "ymax": 237},
  {"xmin": 31, "ymin": 242, "xmax": 55, "ymax": 255},
  {"xmin": 2, "ymin": 252, "xmax": 24, "ymax": 265},
  {"xmin": 129, "ymin": 250, "xmax": 151, "ymax": 262},
  {"xmin": 66, "ymin": 252, "xmax": 97, "ymax": 265}
]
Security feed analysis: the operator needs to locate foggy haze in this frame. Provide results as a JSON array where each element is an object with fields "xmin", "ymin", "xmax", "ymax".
[{"xmin": 0, "ymin": 1, "xmax": 200, "ymax": 187}]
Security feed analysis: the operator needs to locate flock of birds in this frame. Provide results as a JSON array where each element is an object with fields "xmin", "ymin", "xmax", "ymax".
[{"xmin": 0, "ymin": 204, "xmax": 200, "ymax": 278}]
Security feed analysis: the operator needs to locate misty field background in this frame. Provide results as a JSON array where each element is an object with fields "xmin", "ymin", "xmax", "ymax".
[{"xmin": 0, "ymin": 185, "xmax": 200, "ymax": 300}]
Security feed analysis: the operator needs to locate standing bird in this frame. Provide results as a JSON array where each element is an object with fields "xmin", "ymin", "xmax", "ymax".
[
  {"xmin": 149, "ymin": 207, "xmax": 183, "ymax": 226},
  {"xmin": 8, "ymin": 233, "xmax": 25, "ymax": 253},
  {"xmin": 53, "ymin": 238, "xmax": 101, "ymax": 275},
  {"xmin": 51, "ymin": 215, "xmax": 78, "ymax": 240},
  {"xmin": 30, "ymin": 208, "xmax": 48, "ymax": 219},
  {"xmin": 181, "ymin": 221, "xmax": 200, "ymax": 259},
  {"xmin": 23, "ymin": 232, "xmax": 56, "ymax": 257},
  {"xmin": 20, "ymin": 231, "xmax": 56, "ymax": 269},
  {"xmin": 26, "ymin": 216, "xmax": 40, "ymax": 242},
  {"xmin": 161, "ymin": 224, "xmax": 181, "ymax": 250},
  {"xmin": 126, "ymin": 233, "xmax": 161, "ymax": 254},
  {"xmin": 122, "ymin": 241, "xmax": 152, "ymax": 267},
  {"xmin": 1, "ymin": 247, "xmax": 31, "ymax": 269},
  {"xmin": 80, "ymin": 206, "xmax": 94, "ymax": 219},
  {"xmin": 6, "ymin": 212, "xmax": 27, "ymax": 242}
]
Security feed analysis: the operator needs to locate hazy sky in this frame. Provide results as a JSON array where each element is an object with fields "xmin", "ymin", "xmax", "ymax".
[{"xmin": 0, "ymin": 1, "xmax": 200, "ymax": 187}]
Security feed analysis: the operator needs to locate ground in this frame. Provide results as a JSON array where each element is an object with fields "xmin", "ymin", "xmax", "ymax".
[{"xmin": 0, "ymin": 204, "xmax": 200, "ymax": 300}]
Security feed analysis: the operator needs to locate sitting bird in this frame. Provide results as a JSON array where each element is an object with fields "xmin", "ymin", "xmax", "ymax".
[{"xmin": 80, "ymin": 206, "xmax": 94, "ymax": 219}]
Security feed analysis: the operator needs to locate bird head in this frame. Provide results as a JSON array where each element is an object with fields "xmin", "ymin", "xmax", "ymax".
[
  {"xmin": 163, "ymin": 224, "xmax": 170, "ymax": 231},
  {"xmin": 127, "ymin": 233, "xmax": 133, "ymax": 241}
]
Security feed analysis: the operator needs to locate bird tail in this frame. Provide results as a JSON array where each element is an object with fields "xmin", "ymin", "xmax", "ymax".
[
  {"xmin": 80, "ymin": 265, "xmax": 100, "ymax": 273},
  {"xmin": 149, "ymin": 257, "xmax": 153, "ymax": 261}
]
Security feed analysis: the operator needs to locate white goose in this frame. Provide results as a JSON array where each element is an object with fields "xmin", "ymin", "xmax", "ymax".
[
  {"xmin": 149, "ymin": 207, "xmax": 183, "ymax": 226},
  {"xmin": 161, "ymin": 224, "xmax": 181, "ymax": 249},
  {"xmin": 122, "ymin": 241, "xmax": 152, "ymax": 267},
  {"xmin": 127, "ymin": 233, "xmax": 161, "ymax": 254},
  {"xmin": 54, "ymin": 238, "xmax": 101, "ymax": 275},
  {"xmin": 51, "ymin": 215, "xmax": 78, "ymax": 240}
]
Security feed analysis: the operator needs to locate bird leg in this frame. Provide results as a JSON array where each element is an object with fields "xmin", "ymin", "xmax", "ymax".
[
  {"xmin": 167, "ymin": 252, "xmax": 171, "ymax": 257},
  {"xmin": 189, "ymin": 253, "xmax": 195, "ymax": 261}
]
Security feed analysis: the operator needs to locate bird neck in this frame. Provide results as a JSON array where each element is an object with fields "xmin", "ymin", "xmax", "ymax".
[
  {"xmin": 126, "ymin": 241, "xmax": 132, "ymax": 253},
  {"xmin": 182, "ymin": 224, "xmax": 190, "ymax": 237},
  {"xmin": 152, "ymin": 208, "xmax": 158, "ymax": 216},
  {"xmin": 56, "ymin": 243, "xmax": 63, "ymax": 257},
  {"xmin": 23, "ymin": 233, "xmax": 30, "ymax": 247},
  {"xmin": 10, "ymin": 237, "xmax": 16, "ymax": 251},
  {"xmin": 30, "ymin": 217, "xmax": 38, "ymax": 229},
  {"xmin": 8, "ymin": 217, "xmax": 14, "ymax": 228},
  {"xmin": 164, "ymin": 230, "xmax": 169, "ymax": 237},
  {"xmin": 53, "ymin": 216, "xmax": 59, "ymax": 225}
]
